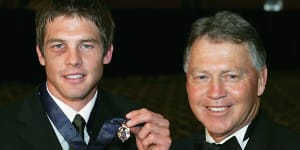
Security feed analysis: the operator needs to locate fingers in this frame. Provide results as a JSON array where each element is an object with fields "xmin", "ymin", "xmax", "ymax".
[
  {"xmin": 136, "ymin": 133, "xmax": 171, "ymax": 150},
  {"xmin": 126, "ymin": 108, "xmax": 168, "ymax": 128},
  {"xmin": 135, "ymin": 119, "xmax": 170, "ymax": 138},
  {"xmin": 126, "ymin": 108, "xmax": 171, "ymax": 150}
]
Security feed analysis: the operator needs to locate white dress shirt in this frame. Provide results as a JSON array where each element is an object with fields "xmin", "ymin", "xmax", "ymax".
[
  {"xmin": 206, "ymin": 123, "xmax": 250, "ymax": 150},
  {"xmin": 46, "ymin": 86, "xmax": 97, "ymax": 150}
]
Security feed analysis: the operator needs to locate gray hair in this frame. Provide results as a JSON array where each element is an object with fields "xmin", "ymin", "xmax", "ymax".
[{"xmin": 183, "ymin": 11, "xmax": 266, "ymax": 73}]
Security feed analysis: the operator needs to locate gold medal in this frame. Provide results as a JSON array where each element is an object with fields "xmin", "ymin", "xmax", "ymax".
[{"xmin": 117, "ymin": 123, "xmax": 131, "ymax": 142}]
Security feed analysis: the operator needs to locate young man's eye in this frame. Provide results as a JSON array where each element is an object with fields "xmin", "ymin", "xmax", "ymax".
[
  {"xmin": 82, "ymin": 45, "xmax": 92, "ymax": 49},
  {"xmin": 52, "ymin": 44, "xmax": 64, "ymax": 49},
  {"xmin": 80, "ymin": 44, "xmax": 95, "ymax": 49}
]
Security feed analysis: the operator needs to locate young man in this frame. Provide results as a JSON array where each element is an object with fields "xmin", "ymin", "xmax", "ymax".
[
  {"xmin": 171, "ymin": 11, "xmax": 300, "ymax": 150},
  {"xmin": 0, "ymin": 0, "xmax": 171, "ymax": 149}
]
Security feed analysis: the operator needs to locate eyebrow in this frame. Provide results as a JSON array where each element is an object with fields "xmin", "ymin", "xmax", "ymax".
[
  {"xmin": 45, "ymin": 38, "xmax": 65, "ymax": 44},
  {"xmin": 45, "ymin": 38, "xmax": 100, "ymax": 45},
  {"xmin": 79, "ymin": 39, "xmax": 99, "ymax": 43}
]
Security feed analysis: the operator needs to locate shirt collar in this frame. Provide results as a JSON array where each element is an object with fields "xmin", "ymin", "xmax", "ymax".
[
  {"xmin": 206, "ymin": 123, "xmax": 250, "ymax": 148},
  {"xmin": 46, "ymin": 85, "xmax": 97, "ymax": 123}
]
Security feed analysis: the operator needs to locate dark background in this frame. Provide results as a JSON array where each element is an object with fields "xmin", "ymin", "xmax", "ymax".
[
  {"xmin": 1, "ymin": 9, "xmax": 300, "ymax": 83},
  {"xmin": 0, "ymin": 0, "xmax": 300, "ymax": 139}
]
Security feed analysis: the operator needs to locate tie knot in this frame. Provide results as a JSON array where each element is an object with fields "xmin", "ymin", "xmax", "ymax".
[{"xmin": 72, "ymin": 114, "xmax": 86, "ymax": 139}]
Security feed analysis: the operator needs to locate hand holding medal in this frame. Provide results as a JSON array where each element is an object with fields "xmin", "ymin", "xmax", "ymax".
[{"xmin": 125, "ymin": 108, "xmax": 172, "ymax": 150}]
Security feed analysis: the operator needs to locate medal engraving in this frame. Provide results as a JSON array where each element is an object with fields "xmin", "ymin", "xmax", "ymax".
[{"xmin": 117, "ymin": 123, "xmax": 130, "ymax": 142}]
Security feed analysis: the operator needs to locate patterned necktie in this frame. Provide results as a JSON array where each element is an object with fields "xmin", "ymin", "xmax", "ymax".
[
  {"xmin": 201, "ymin": 136, "xmax": 242, "ymax": 150},
  {"xmin": 72, "ymin": 114, "xmax": 86, "ymax": 140},
  {"xmin": 69, "ymin": 114, "xmax": 86, "ymax": 150}
]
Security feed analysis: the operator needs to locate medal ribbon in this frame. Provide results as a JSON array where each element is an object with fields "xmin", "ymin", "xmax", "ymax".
[
  {"xmin": 88, "ymin": 118, "xmax": 127, "ymax": 150},
  {"xmin": 39, "ymin": 83, "xmax": 128, "ymax": 150}
]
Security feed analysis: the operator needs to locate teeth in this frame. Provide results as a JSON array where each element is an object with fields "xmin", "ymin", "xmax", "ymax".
[
  {"xmin": 66, "ymin": 74, "xmax": 83, "ymax": 79},
  {"xmin": 208, "ymin": 107, "xmax": 228, "ymax": 112}
]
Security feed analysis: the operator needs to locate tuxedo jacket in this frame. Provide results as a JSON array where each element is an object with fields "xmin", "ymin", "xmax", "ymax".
[
  {"xmin": 171, "ymin": 110, "xmax": 300, "ymax": 150},
  {"xmin": 0, "ymin": 83, "xmax": 142, "ymax": 150}
]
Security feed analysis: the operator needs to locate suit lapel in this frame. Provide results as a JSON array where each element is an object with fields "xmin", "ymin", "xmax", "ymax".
[
  {"xmin": 16, "ymin": 91, "xmax": 62, "ymax": 150},
  {"xmin": 88, "ymin": 89, "xmax": 124, "ymax": 142},
  {"xmin": 87, "ymin": 89, "xmax": 139, "ymax": 149},
  {"xmin": 13, "ymin": 86, "xmax": 138, "ymax": 150}
]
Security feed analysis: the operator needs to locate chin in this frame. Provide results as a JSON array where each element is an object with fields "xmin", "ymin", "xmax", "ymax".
[{"xmin": 206, "ymin": 121, "xmax": 232, "ymax": 133}]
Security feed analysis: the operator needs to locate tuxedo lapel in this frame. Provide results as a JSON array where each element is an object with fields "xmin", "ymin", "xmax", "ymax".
[
  {"xmin": 244, "ymin": 111, "xmax": 272, "ymax": 150},
  {"xmin": 16, "ymin": 93, "xmax": 62, "ymax": 150},
  {"xmin": 194, "ymin": 130, "xmax": 206, "ymax": 149}
]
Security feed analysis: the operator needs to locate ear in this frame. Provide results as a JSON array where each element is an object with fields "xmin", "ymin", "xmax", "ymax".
[
  {"xmin": 257, "ymin": 66, "xmax": 268, "ymax": 96},
  {"xmin": 103, "ymin": 44, "xmax": 113, "ymax": 64},
  {"xmin": 36, "ymin": 45, "xmax": 46, "ymax": 66}
]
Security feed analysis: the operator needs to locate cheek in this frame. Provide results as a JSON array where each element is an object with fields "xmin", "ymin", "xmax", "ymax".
[
  {"xmin": 44, "ymin": 61, "xmax": 62, "ymax": 81},
  {"xmin": 187, "ymin": 85, "xmax": 203, "ymax": 106},
  {"xmin": 84, "ymin": 54, "xmax": 101, "ymax": 66},
  {"xmin": 85, "ymin": 57, "xmax": 103, "ymax": 76},
  {"xmin": 187, "ymin": 87, "xmax": 206, "ymax": 122},
  {"xmin": 230, "ymin": 86, "xmax": 242, "ymax": 97},
  {"xmin": 45, "ymin": 58, "xmax": 61, "ymax": 71},
  {"xmin": 229, "ymin": 85, "xmax": 257, "ymax": 110},
  {"xmin": 227, "ymin": 82, "xmax": 252, "ymax": 97}
]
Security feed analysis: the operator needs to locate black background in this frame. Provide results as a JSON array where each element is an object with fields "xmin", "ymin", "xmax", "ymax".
[{"xmin": 1, "ymin": 10, "xmax": 299, "ymax": 83}]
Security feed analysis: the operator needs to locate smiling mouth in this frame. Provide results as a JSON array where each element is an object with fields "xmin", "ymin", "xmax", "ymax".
[
  {"xmin": 207, "ymin": 106, "xmax": 230, "ymax": 112},
  {"xmin": 65, "ymin": 74, "xmax": 84, "ymax": 79}
]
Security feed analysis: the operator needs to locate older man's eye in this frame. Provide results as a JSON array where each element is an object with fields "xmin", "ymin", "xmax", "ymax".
[
  {"xmin": 229, "ymin": 74, "xmax": 237, "ymax": 78},
  {"xmin": 227, "ymin": 74, "xmax": 241, "ymax": 81},
  {"xmin": 198, "ymin": 75, "xmax": 208, "ymax": 80}
]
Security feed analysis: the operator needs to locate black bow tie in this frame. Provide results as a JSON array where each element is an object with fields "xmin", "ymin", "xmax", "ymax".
[{"xmin": 200, "ymin": 136, "xmax": 242, "ymax": 150}]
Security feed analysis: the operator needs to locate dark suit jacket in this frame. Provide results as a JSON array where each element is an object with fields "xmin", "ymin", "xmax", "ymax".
[
  {"xmin": 0, "ymin": 83, "xmax": 142, "ymax": 150},
  {"xmin": 171, "ymin": 110, "xmax": 300, "ymax": 150}
]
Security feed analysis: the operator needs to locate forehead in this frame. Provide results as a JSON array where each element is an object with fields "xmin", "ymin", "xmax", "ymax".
[
  {"xmin": 47, "ymin": 15, "xmax": 96, "ymax": 28},
  {"xmin": 44, "ymin": 15, "xmax": 101, "ymax": 39},
  {"xmin": 189, "ymin": 37, "xmax": 253, "ymax": 70},
  {"xmin": 192, "ymin": 37, "xmax": 249, "ymax": 56}
]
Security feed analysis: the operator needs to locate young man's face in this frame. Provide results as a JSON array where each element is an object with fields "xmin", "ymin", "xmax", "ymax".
[{"xmin": 36, "ymin": 16, "xmax": 113, "ymax": 104}]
